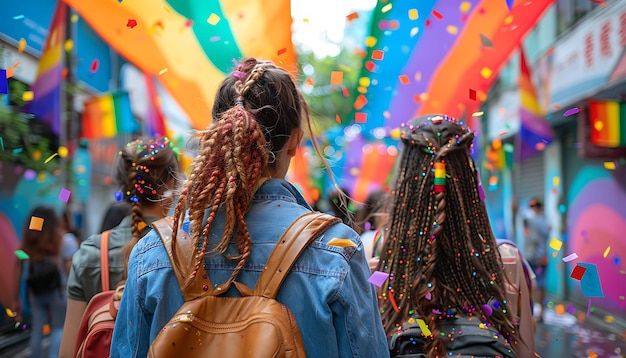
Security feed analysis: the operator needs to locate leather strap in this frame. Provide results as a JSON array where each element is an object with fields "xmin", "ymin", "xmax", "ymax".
[
  {"xmin": 254, "ymin": 212, "xmax": 340, "ymax": 299},
  {"xmin": 100, "ymin": 230, "xmax": 111, "ymax": 292}
]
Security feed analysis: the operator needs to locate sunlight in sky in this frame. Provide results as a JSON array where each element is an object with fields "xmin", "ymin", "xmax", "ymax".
[{"xmin": 291, "ymin": 0, "xmax": 377, "ymax": 57}]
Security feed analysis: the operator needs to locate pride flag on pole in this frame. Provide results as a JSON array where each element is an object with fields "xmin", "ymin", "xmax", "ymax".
[
  {"xmin": 25, "ymin": 1, "xmax": 66, "ymax": 135},
  {"xmin": 81, "ymin": 92, "xmax": 138, "ymax": 139},
  {"xmin": 518, "ymin": 49, "xmax": 554, "ymax": 161},
  {"xmin": 588, "ymin": 100, "xmax": 626, "ymax": 148}
]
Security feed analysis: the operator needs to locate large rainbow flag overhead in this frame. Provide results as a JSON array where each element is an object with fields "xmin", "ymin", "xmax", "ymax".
[
  {"xmin": 25, "ymin": 2, "xmax": 66, "ymax": 135},
  {"xmin": 63, "ymin": 0, "xmax": 296, "ymax": 131},
  {"xmin": 353, "ymin": 0, "xmax": 554, "ymax": 133}
]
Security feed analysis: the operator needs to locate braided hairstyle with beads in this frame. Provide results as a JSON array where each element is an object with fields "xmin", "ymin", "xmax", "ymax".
[
  {"xmin": 171, "ymin": 58, "xmax": 307, "ymax": 290},
  {"xmin": 377, "ymin": 115, "xmax": 520, "ymax": 357},
  {"xmin": 115, "ymin": 137, "xmax": 180, "ymax": 273}
]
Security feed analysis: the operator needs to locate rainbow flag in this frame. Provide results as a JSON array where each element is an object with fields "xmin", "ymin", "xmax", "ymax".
[
  {"xmin": 144, "ymin": 74, "xmax": 167, "ymax": 137},
  {"xmin": 588, "ymin": 100, "xmax": 626, "ymax": 147},
  {"xmin": 518, "ymin": 49, "xmax": 553, "ymax": 161},
  {"xmin": 63, "ymin": 0, "xmax": 295, "ymax": 131},
  {"xmin": 81, "ymin": 92, "xmax": 138, "ymax": 139},
  {"xmin": 25, "ymin": 2, "xmax": 66, "ymax": 135}
]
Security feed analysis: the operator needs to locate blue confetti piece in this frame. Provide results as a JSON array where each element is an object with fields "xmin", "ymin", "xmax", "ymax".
[
  {"xmin": 578, "ymin": 263, "xmax": 604, "ymax": 298},
  {"xmin": 0, "ymin": 69, "xmax": 8, "ymax": 94},
  {"xmin": 505, "ymin": 0, "xmax": 514, "ymax": 11}
]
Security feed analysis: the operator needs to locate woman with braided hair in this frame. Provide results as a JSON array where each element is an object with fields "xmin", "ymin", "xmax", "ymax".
[
  {"xmin": 111, "ymin": 58, "xmax": 388, "ymax": 357},
  {"xmin": 59, "ymin": 137, "xmax": 180, "ymax": 358},
  {"xmin": 378, "ymin": 115, "xmax": 535, "ymax": 358}
]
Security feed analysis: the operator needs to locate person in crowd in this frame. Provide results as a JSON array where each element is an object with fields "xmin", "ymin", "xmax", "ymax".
[
  {"xmin": 12, "ymin": 206, "xmax": 65, "ymax": 358},
  {"xmin": 60, "ymin": 208, "xmax": 79, "ymax": 276},
  {"xmin": 376, "ymin": 115, "xmax": 535, "ymax": 358},
  {"xmin": 111, "ymin": 57, "xmax": 388, "ymax": 357},
  {"xmin": 354, "ymin": 189, "xmax": 388, "ymax": 262},
  {"xmin": 99, "ymin": 202, "xmax": 132, "ymax": 233},
  {"xmin": 58, "ymin": 137, "xmax": 180, "ymax": 358},
  {"xmin": 524, "ymin": 197, "xmax": 550, "ymax": 321}
]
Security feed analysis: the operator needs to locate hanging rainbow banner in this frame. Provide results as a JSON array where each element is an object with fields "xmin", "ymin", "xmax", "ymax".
[
  {"xmin": 588, "ymin": 100, "xmax": 626, "ymax": 148},
  {"xmin": 63, "ymin": 0, "xmax": 296, "ymax": 131},
  {"xmin": 353, "ymin": 0, "xmax": 554, "ymax": 133}
]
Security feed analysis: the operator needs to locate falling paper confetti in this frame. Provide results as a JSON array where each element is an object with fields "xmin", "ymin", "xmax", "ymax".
[
  {"xmin": 346, "ymin": 12, "xmax": 359, "ymax": 21},
  {"xmin": 604, "ymin": 162, "xmax": 616, "ymax": 170},
  {"xmin": 127, "ymin": 19, "xmax": 138, "ymax": 29},
  {"xmin": 408, "ymin": 9, "xmax": 418, "ymax": 20},
  {"xmin": 570, "ymin": 265, "xmax": 587, "ymax": 280},
  {"xmin": 207, "ymin": 13, "xmax": 220, "ymax": 25},
  {"xmin": 563, "ymin": 253, "xmax": 579, "ymax": 262},
  {"xmin": 398, "ymin": 75, "xmax": 410, "ymax": 85},
  {"xmin": 549, "ymin": 238, "xmax": 563, "ymax": 251},
  {"xmin": 5, "ymin": 308, "xmax": 16, "ymax": 318},
  {"xmin": 330, "ymin": 71, "xmax": 343, "ymax": 85},
  {"xmin": 432, "ymin": 10, "xmax": 443, "ymax": 19},
  {"xmin": 158, "ymin": 68, "xmax": 168, "ymax": 75},
  {"xmin": 18, "ymin": 38, "xmax": 26, "ymax": 53},
  {"xmin": 44, "ymin": 153, "xmax": 59, "ymax": 164},
  {"xmin": 14, "ymin": 250, "xmax": 29, "ymax": 260},
  {"xmin": 563, "ymin": 107, "xmax": 580, "ymax": 117},
  {"xmin": 90, "ymin": 59, "xmax": 99, "ymax": 73},
  {"xmin": 64, "ymin": 39, "xmax": 73, "ymax": 52},
  {"xmin": 480, "ymin": 33, "xmax": 494, "ymax": 48},
  {"xmin": 355, "ymin": 112, "xmax": 367, "ymax": 123},
  {"xmin": 22, "ymin": 91, "xmax": 34, "ymax": 101},
  {"xmin": 381, "ymin": 3, "xmax": 392, "ymax": 13},
  {"xmin": 417, "ymin": 319, "xmax": 432, "ymax": 336},
  {"xmin": 58, "ymin": 188, "xmax": 71, "ymax": 202},
  {"xmin": 335, "ymin": 114, "xmax": 341, "ymax": 123},
  {"xmin": 480, "ymin": 67, "xmax": 493, "ymax": 79},
  {"xmin": 372, "ymin": 50, "xmax": 384, "ymax": 60},
  {"xmin": 603, "ymin": 246, "xmax": 611, "ymax": 258},
  {"xmin": 29, "ymin": 216, "xmax": 44, "ymax": 231},
  {"xmin": 277, "ymin": 47, "xmax": 287, "ymax": 56},
  {"xmin": 368, "ymin": 271, "xmax": 390, "ymax": 287},
  {"xmin": 469, "ymin": 89, "xmax": 477, "ymax": 101}
]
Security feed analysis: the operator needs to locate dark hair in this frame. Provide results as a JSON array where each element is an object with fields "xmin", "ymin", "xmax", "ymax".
[
  {"xmin": 376, "ymin": 115, "xmax": 519, "ymax": 356},
  {"xmin": 172, "ymin": 58, "xmax": 310, "ymax": 289},
  {"xmin": 328, "ymin": 187, "xmax": 354, "ymax": 227},
  {"xmin": 355, "ymin": 189, "xmax": 387, "ymax": 234},
  {"xmin": 20, "ymin": 206, "xmax": 61, "ymax": 262},
  {"xmin": 99, "ymin": 203, "xmax": 132, "ymax": 232},
  {"xmin": 529, "ymin": 198, "xmax": 543, "ymax": 209},
  {"xmin": 114, "ymin": 137, "xmax": 179, "ymax": 270}
]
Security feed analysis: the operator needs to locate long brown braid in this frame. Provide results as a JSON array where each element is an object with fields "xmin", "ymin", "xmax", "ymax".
[
  {"xmin": 377, "ymin": 116, "xmax": 519, "ymax": 357},
  {"xmin": 115, "ymin": 137, "xmax": 179, "ymax": 277},
  {"xmin": 171, "ymin": 58, "xmax": 306, "ymax": 290}
]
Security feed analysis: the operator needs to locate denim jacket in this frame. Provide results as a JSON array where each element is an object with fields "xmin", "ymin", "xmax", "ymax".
[{"xmin": 111, "ymin": 179, "xmax": 389, "ymax": 358}]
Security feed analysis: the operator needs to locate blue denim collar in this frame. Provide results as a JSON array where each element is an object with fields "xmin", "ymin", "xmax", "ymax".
[{"xmin": 253, "ymin": 178, "xmax": 312, "ymax": 210}]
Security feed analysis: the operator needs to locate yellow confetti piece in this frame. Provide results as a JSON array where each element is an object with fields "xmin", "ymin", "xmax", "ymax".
[
  {"xmin": 303, "ymin": 18, "xmax": 309, "ymax": 23},
  {"xmin": 359, "ymin": 77, "xmax": 370, "ymax": 87},
  {"xmin": 472, "ymin": 111, "xmax": 484, "ymax": 117},
  {"xmin": 460, "ymin": 1, "xmax": 472, "ymax": 12},
  {"xmin": 447, "ymin": 25, "xmax": 458, "ymax": 35},
  {"xmin": 207, "ymin": 13, "xmax": 220, "ymax": 25},
  {"xmin": 504, "ymin": 15, "xmax": 514, "ymax": 25},
  {"xmin": 549, "ymin": 238, "xmax": 562, "ymax": 251},
  {"xmin": 603, "ymin": 246, "xmax": 611, "ymax": 258},
  {"xmin": 381, "ymin": 3, "xmax": 392, "ymax": 13},
  {"xmin": 44, "ymin": 152, "xmax": 58, "ymax": 164},
  {"xmin": 5, "ymin": 308, "xmax": 16, "ymax": 318},
  {"xmin": 64, "ymin": 39, "xmax": 74, "ymax": 52},
  {"xmin": 417, "ymin": 319, "xmax": 431, "ymax": 336},
  {"xmin": 29, "ymin": 216, "xmax": 44, "ymax": 231},
  {"xmin": 32, "ymin": 150, "xmax": 42, "ymax": 161},
  {"xmin": 408, "ymin": 9, "xmax": 418, "ymax": 20},
  {"xmin": 22, "ymin": 91, "xmax": 34, "ymax": 102},
  {"xmin": 365, "ymin": 36, "xmax": 377, "ymax": 47},
  {"xmin": 480, "ymin": 67, "xmax": 493, "ymax": 79},
  {"xmin": 390, "ymin": 128, "xmax": 401, "ymax": 140},
  {"xmin": 158, "ymin": 68, "xmax": 168, "ymax": 75},
  {"xmin": 71, "ymin": 14, "xmax": 79, "ymax": 23},
  {"xmin": 18, "ymin": 38, "xmax": 26, "ymax": 53},
  {"xmin": 162, "ymin": 5, "xmax": 171, "ymax": 12},
  {"xmin": 58, "ymin": 146, "xmax": 69, "ymax": 158},
  {"xmin": 553, "ymin": 176, "xmax": 560, "ymax": 186},
  {"xmin": 604, "ymin": 161, "xmax": 616, "ymax": 170},
  {"xmin": 604, "ymin": 315, "xmax": 614, "ymax": 323},
  {"xmin": 350, "ymin": 167, "xmax": 360, "ymax": 176}
]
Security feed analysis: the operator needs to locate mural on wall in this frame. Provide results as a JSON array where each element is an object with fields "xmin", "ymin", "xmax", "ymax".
[{"xmin": 566, "ymin": 164, "xmax": 626, "ymax": 313}]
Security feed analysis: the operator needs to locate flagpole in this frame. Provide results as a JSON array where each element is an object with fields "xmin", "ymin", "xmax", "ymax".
[{"xmin": 59, "ymin": 2, "xmax": 70, "ymax": 191}]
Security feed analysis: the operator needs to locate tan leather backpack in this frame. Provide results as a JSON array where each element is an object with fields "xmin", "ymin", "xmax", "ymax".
[{"xmin": 149, "ymin": 212, "xmax": 340, "ymax": 358}]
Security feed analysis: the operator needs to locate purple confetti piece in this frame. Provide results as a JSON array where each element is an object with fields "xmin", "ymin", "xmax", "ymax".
[
  {"xmin": 368, "ymin": 271, "xmax": 390, "ymax": 287},
  {"xmin": 481, "ymin": 304, "xmax": 493, "ymax": 316},
  {"xmin": 566, "ymin": 304, "xmax": 576, "ymax": 315},
  {"xmin": 476, "ymin": 169, "xmax": 486, "ymax": 201},
  {"xmin": 563, "ymin": 107, "xmax": 580, "ymax": 117},
  {"xmin": 432, "ymin": 309, "xmax": 442, "ymax": 314},
  {"xmin": 562, "ymin": 253, "xmax": 578, "ymax": 262},
  {"xmin": 425, "ymin": 292, "xmax": 432, "ymax": 300},
  {"xmin": 58, "ymin": 188, "xmax": 71, "ymax": 202},
  {"xmin": 24, "ymin": 169, "xmax": 36, "ymax": 180},
  {"xmin": 586, "ymin": 298, "xmax": 591, "ymax": 317}
]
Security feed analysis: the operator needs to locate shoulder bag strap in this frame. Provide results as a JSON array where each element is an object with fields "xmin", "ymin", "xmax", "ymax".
[
  {"xmin": 100, "ymin": 230, "xmax": 111, "ymax": 291},
  {"xmin": 254, "ymin": 212, "xmax": 341, "ymax": 299}
]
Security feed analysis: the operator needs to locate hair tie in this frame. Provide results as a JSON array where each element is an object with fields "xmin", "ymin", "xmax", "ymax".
[{"xmin": 434, "ymin": 161, "xmax": 446, "ymax": 193}]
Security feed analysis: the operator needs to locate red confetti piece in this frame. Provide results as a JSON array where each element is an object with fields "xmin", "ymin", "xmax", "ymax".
[
  {"xmin": 346, "ymin": 12, "xmax": 359, "ymax": 21},
  {"xmin": 432, "ymin": 10, "xmax": 443, "ymax": 19},
  {"xmin": 364, "ymin": 60, "xmax": 376, "ymax": 72},
  {"xmin": 185, "ymin": 19, "xmax": 194, "ymax": 27},
  {"xmin": 371, "ymin": 50, "xmax": 384, "ymax": 60},
  {"xmin": 398, "ymin": 75, "xmax": 410, "ymax": 85},
  {"xmin": 127, "ymin": 19, "xmax": 137, "ymax": 29},
  {"xmin": 469, "ymin": 88, "xmax": 477, "ymax": 101},
  {"xmin": 335, "ymin": 114, "xmax": 341, "ymax": 123},
  {"xmin": 570, "ymin": 265, "xmax": 587, "ymax": 280},
  {"xmin": 354, "ymin": 95, "xmax": 368, "ymax": 110},
  {"xmin": 277, "ymin": 48, "xmax": 287, "ymax": 56},
  {"xmin": 90, "ymin": 59, "xmax": 99, "ymax": 73},
  {"xmin": 355, "ymin": 112, "xmax": 367, "ymax": 123},
  {"xmin": 342, "ymin": 86, "xmax": 349, "ymax": 97}
]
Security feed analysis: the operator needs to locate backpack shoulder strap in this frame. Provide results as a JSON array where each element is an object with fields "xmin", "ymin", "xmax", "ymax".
[
  {"xmin": 254, "ymin": 212, "xmax": 341, "ymax": 299},
  {"xmin": 152, "ymin": 217, "xmax": 209, "ymax": 301},
  {"xmin": 100, "ymin": 230, "xmax": 111, "ymax": 292}
]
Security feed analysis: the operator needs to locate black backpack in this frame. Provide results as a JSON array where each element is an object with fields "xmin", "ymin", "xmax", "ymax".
[
  {"xmin": 27, "ymin": 257, "xmax": 62, "ymax": 295},
  {"xmin": 388, "ymin": 316, "xmax": 516, "ymax": 358}
]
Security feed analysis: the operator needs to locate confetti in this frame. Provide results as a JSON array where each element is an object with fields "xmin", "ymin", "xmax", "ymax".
[
  {"xmin": 549, "ymin": 238, "xmax": 562, "ymax": 251},
  {"xmin": 44, "ymin": 153, "xmax": 58, "ymax": 164},
  {"xmin": 425, "ymin": 292, "xmax": 432, "ymax": 300},
  {"xmin": 354, "ymin": 95, "xmax": 367, "ymax": 110},
  {"xmin": 432, "ymin": 10, "xmax": 443, "ymax": 19},
  {"xmin": 371, "ymin": 50, "xmax": 384, "ymax": 60},
  {"xmin": 0, "ymin": 69, "xmax": 7, "ymax": 94},
  {"xmin": 29, "ymin": 216, "xmax": 44, "ymax": 231},
  {"xmin": 13, "ymin": 148, "xmax": 22, "ymax": 154},
  {"xmin": 14, "ymin": 250, "xmax": 29, "ymax": 260},
  {"xmin": 408, "ymin": 9, "xmax": 418, "ymax": 20},
  {"xmin": 22, "ymin": 91, "xmax": 34, "ymax": 102},
  {"xmin": 570, "ymin": 265, "xmax": 586, "ymax": 280},
  {"xmin": 90, "ymin": 59, "xmax": 99, "ymax": 73},
  {"xmin": 410, "ymin": 27, "xmax": 419, "ymax": 37},
  {"xmin": 563, "ymin": 253, "xmax": 579, "ymax": 262},
  {"xmin": 364, "ymin": 60, "xmax": 376, "ymax": 72},
  {"xmin": 365, "ymin": 36, "xmax": 377, "ymax": 48},
  {"xmin": 553, "ymin": 176, "xmax": 560, "ymax": 186},
  {"xmin": 71, "ymin": 14, "xmax": 79, "ymax": 22},
  {"xmin": 469, "ymin": 89, "xmax": 477, "ymax": 101},
  {"xmin": 13, "ymin": 15, "xmax": 24, "ymax": 20},
  {"xmin": 566, "ymin": 304, "xmax": 576, "ymax": 315},
  {"xmin": 447, "ymin": 25, "xmax": 458, "ymax": 35},
  {"xmin": 398, "ymin": 75, "xmax": 410, "ymax": 85},
  {"xmin": 5, "ymin": 308, "xmax": 16, "ymax": 318},
  {"xmin": 368, "ymin": 271, "xmax": 389, "ymax": 287},
  {"xmin": 64, "ymin": 39, "xmax": 74, "ymax": 52},
  {"xmin": 460, "ymin": 2, "xmax": 471, "ymax": 12},
  {"xmin": 207, "ymin": 13, "xmax": 220, "ymax": 25},
  {"xmin": 127, "ymin": 19, "xmax": 138, "ymax": 29},
  {"xmin": 563, "ymin": 107, "xmax": 580, "ymax": 117},
  {"xmin": 346, "ymin": 12, "xmax": 359, "ymax": 21},
  {"xmin": 277, "ymin": 48, "xmax": 287, "ymax": 56},
  {"xmin": 417, "ymin": 319, "xmax": 432, "ymax": 336},
  {"xmin": 480, "ymin": 33, "xmax": 494, "ymax": 48},
  {"xmin": 586, "ymin": 299, "xmax": 592, "ymax": 316},
  {"xmin": 555, "ymin": 304, "xmax": 565, "ymax": 315},
  {"xmin": 330, "ymin": 71, "xmax": 343, "ymax": 85},
  {"xmin": 58, "ymin": 146, "xmax": 69, "ymax": 158},
  {"xmin": 58, "ymin": 188, "xmax": 71, "ymax": 202},
  {"xmin": 381, "ymin": 3, "xmax": 392, "ymax": 13},
  {"xmin": 472, "ymin": 111, "xmax": 484, "ymax": 117},
  {"xmin": 603, "ymin": 246, "xmax": 611, "ymax": 258},
  {"xmin": 481, "ymin": 304, "xmax": 493, "ymax": 316},
  {"xmin": 604, "ymin": 162, "xmax": 616, "ymax": 170},
  {"xmin": 355, "ymin": 112, "xmax": 367, "ymax": 123},
  {"xmin": 480, "ymin": 67, "xmax": 493, "ymax": 79},
  {"xmin": 158, "ymin": 68, "xmax": 168, "ymax": 75},
  {"xmin": 24, "ymin": 169, "xmax": 36, "ymax": 180},
  {"xmin": 209, "ymin": 36, "xmax": 220, "ymax": 42},
  {"xmin": 579, "ymin": 263, "xmax": 603, "ymax": 297},
  {"xmin": 18, "ymin": 38, "xmax": 26, "ymax": 53},
  {"xmin": 505, "ymin": 0, "xmax": 514, "ymax": 11},
  {"xmin": 335, "ymin": 114, "xmax": 341, "ymax": 123}
]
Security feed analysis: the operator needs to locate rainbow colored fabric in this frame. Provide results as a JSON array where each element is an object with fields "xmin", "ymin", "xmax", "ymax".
[
  {"xmin": 63, "ymin": 0, "xmax": 296, "ymax": 131},
  {"xmin": 81, "ymin": 92, "xmax": 137, "ymax": 139},
  {"xmin": 588, "ymin": 100, "xmax": 626, "ymax": 148},
  {"xmin": 25, "ymin": 2, "xmax": 66, "ymax": 135},
  {"xmin": 354, "ymin": 0, "xmax": 554, "ymax": 133}
]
